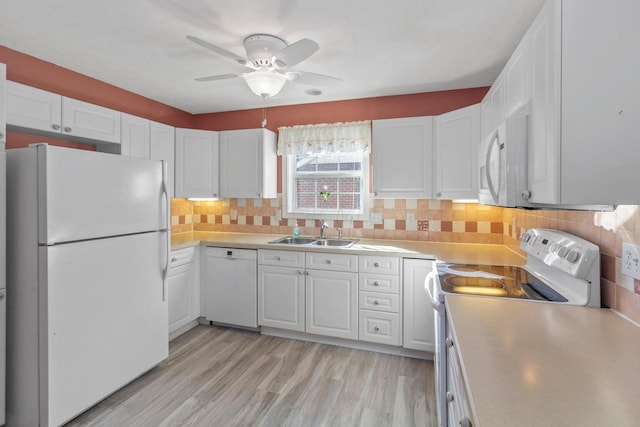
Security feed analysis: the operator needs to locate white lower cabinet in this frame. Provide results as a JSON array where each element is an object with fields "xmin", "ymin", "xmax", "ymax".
[
  {"xmin": 403, "ymin": 258, "xmax": 435, "ymax": 352},
  {"xmin": 306, "ymin": 268, "xmax": 358, "ymax": 340},
  {"xmin": 446, "ymin": 319, "xmax": 475, "ymax": 427},
  {"xmin": 258, "ymin": 264, "xmax": 305, "ymax": 332},
  {"xmin": 358, "ymin": 256, "xmax": 401, "ymax": 346},
  {"xmin": 167, "ymin": 247, "xmax": 199, "ymax": 338}
]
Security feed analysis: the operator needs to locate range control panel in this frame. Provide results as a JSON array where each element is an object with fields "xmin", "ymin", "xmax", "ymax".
[{"xmin": 520, "ymin": 228, "xmax": 600, "ymax": 279}]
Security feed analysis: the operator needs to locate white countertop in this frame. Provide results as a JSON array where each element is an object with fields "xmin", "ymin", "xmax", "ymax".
[
  {"xmin": 446, "ymin": 295, "xmax": 640, "ymax": 427},
  {"xmin": 171, "ymin": 231, "xmax": 526, "ymax": 265}
]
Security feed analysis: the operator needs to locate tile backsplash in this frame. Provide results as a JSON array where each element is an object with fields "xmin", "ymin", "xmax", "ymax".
[
  {"xmin": 171, "ymin": 196, "xmax": 505, "ymax": 244},
  {"xmin": 171, "ymin": 197, "xmax": 640, "ymax": 323}
]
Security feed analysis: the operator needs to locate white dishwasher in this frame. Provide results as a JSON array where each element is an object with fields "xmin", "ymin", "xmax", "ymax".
[{"xmin": 202, "ymin": 247, "xmax": 258, "ymax": 328}]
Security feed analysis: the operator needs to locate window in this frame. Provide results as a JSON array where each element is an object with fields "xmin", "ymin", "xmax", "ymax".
[
  {"xmin": 284, "ymin": 151, "xmax": 369, "ymax": 218},
  {"xmin": 278, "ymin": 120, "xmax": 371, "ymax": 220}
]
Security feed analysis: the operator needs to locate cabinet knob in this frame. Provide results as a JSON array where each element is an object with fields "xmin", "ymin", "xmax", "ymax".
[
  {"xmin": 522, "ymin": 190, "xmax": 531, "ymax": 200},
  {"xmin": 373, "ymin": 262, "xmax": 380, "ymax": 267},
  {"xmin": 51, "ymin": 124, "xmax": 61, "ymax": 131},
  {"xmin": 325, "ymin": 259, "xmax": 332, "ymax": 264},
  {"xmin": 0, "ymin": 131, "xmax": 5, "ymax": 139},
  {"xmin": 212, "ymin": 193, "xmax": 218, "ymax": 197},
  {"xmin": 258, "ymin": 193, "xmax": 262, "ymax": 198},
  {"xmin": 276, "ymin": 256, "xmax": 281, "ymax": 261},
  {"xmin": 374, "ymin": 191, "xmax": 378, "ymax": 197},
  {"xmin": 373, "ymin": 300, "xmax": 379, "ymax": 305},
  {"xmin": 446, "ymin": 392, "xmax": 454, "ymax": 403},
  {"xmin": 63, "ymin": 126, "xmax": 72, "ymax": 133},
  {"xmin": 460, "ymin": 417, "xmax": 473, "ymax": 427},
  {"xmin": 297, "ymin": 270, "xmax": 304, "ymax": 275},
  {"xmin": 445, "ymin": 338, "xmax": 454, "ymax": 348},
  {"xmin": 373, "ymin": 281, "xmax": 380, "ymax": 286},
  {"xmin": 436, "ymin": 192, "xmax": 442, "ymax": 198},
  {"xmin": 170, "ymin": 257, "xmax": 178, "ymax": 262},
  {"xmin": 373, "ymin": 326, "xmax": 380, "ymax": 332}
]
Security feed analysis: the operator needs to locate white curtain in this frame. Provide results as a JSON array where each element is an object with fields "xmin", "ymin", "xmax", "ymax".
[{"xmin": 277, "ymin": 120, "xmax": 371, "ymax": 155}]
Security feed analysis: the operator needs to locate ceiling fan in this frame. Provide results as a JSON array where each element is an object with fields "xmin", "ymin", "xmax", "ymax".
[{"xmin": 186, "ymin": 34, "xmax": 342, "ymax": 98}]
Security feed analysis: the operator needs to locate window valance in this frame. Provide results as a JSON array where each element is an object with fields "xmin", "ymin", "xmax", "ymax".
[{"xmin": 277, "ymin": 120, "xmax": 371, "ymax": 155}]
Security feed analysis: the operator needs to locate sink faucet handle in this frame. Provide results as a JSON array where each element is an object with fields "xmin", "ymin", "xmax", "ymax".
[{"xmin": 337, "ymin": 228, "xmax": 343, "ymax": 240}]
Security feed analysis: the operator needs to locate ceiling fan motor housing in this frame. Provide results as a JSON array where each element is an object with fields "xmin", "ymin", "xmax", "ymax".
[{"xmin": 243, "ymin": 34, "xmax": 287, "ymax": 67}]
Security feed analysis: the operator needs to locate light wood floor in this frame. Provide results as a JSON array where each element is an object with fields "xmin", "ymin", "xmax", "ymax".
[{"xmin": 66, "ymin": 325, "xmax": 437, "ymax": 427}]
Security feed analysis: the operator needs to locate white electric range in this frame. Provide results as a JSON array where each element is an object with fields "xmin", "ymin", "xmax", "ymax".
[{"xmin": 425, "ymin": 228, "xmax": 601, "ymax": 427}]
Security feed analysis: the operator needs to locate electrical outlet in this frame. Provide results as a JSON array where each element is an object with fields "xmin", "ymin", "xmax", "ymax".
[
  {"xmin": 371, "ymin": 212, "xmax": 383, "ymax": 224},
  {"xmin": 622, "ymin": 242, "xmax": 640, "ymax": 280},
  {"xmin": 406, "ymin": 213, "xmax": 416, "ymax": 224}
]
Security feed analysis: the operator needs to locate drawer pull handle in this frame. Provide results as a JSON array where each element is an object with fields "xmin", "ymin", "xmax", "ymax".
[
  {"xmin": 63, "ymin": 126, "xmax": 72, "ymax": 133},
  {"xmin": 171, "ymin": 257, "xmax": 178, "ymax": 262},
  {"xmin": 373, "ymin": 281, "xmax": 380, "ymax": 286},
  {"xmin": 52, "ymin": 124, "xmax": 61, "ymax": 130},
  {"xmin": 373, "ymin": 262, "xmax": 380, "ymax": 267},
  {"xmin": 373, "ymin": 300, "xmax": 379, "ymax": 305},
  {"xmin": 374, "ymin": 326, "xmax": 380, "ymax": 332},
  {"xmin": 326, "ymin": 260, "xmax": 332, "ymax": 264},
  {"xmin": 446, "ymin": 392, "xmax": 454, "ymax": 402}
]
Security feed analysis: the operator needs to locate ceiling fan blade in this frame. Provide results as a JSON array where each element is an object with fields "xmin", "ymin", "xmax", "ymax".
[
  {"xmin": 286, "ymin": 71, "xmax": 343, "ymax": 86},
  {"xmin": 195, "ymin": 73, "xmax": 244, "ymax": 82},
  {"xmin": 273, "ymin": 38, "xmax": 319, "ymax": 68},
  {"xmin": 186, "ymin": 35, "xmax": 254, "ymax": 69}
]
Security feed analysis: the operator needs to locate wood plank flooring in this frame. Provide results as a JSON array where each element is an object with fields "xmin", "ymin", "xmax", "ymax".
[{"xmin": 66, "ymin": 325, "xmax": 437, "ymax": 427}]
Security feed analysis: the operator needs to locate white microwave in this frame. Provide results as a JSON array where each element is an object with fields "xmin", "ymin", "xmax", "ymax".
[{"xmin": 478, "ymin": 103, "xmax": 532, "ymax": 208}]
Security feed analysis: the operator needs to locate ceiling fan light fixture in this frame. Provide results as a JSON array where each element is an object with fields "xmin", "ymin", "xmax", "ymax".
[{"xmin": 243, "ymin": 70, "xmax": 287, "ymax": 98}]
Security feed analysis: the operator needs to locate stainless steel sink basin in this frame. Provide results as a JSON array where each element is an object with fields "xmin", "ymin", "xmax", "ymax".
[
  {"xmin": 311, "ymin": 239, "xmax": 358, "ymax": 247},
  {"xmin": 269, "ymin": 236, "xmax": 318, "ymax": 245}
]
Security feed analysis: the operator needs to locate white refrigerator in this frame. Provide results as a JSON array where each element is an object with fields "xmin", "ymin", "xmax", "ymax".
[{"xmin": 6, "ymin": 144, "xmax": 170, "ymax": 427}]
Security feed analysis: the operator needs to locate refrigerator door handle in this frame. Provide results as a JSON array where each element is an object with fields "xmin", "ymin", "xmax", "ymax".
[{"xmin": 161, "ymin": 160, "xmax": 170, "ymax": 301}]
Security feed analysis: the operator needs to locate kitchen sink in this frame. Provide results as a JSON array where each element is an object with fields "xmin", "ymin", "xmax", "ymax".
[
  {"xmin": 269, "ymin": 236, "xmax": 318, "ymax": 245},
  {"xmin": 311, "ymin": 239, "xmax": 358, "ymax": 247},
  {"xmin": 268, "ymin": 236, "xmax": 358, "ymax": 248}
]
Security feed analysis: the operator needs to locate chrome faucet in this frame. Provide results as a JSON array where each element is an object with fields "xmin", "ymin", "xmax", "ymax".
[{"xmin": 320, "ymin": 221, "xmax": 329, "ymax": 239}]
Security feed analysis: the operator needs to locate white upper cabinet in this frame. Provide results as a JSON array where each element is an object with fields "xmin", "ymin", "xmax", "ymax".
[
  {"xmin": 6, "ymin": 81, "xmax": 62, "ymax": 133},
  {"xmin": 6, "ymin": 81, "xmax": 121, "ymax": 144},
  {"xmin": 372, "ymin": 116, "xmax": 434, "ymax": 198},
  {"xmin": 480, "ymin": 75, "xmax": 505, "ymax": 142},
  {"xmin": 175, "ymin": 128, "xmax": 219, "ymax": 199},
  {"xmin": 434, "ymin": 104, "xmax": 480, "ymax": 200},
  {"xmin": 120, "ymin": 113, "xmax": 150, "ymax": 159},
  {"xmin": 219, "ymin": 128, "xmax": 277, "ymax": 199},
  {"xmin": 482, "ymin": 0, "xmax": 640, "ymax": 206},
  {"xmin": 149, "ymin": 121, "xmax": 176, "ymax": 198},
  {"xmin": 61, "ymin": 97, "xmax": 121, "ymax": 143}
]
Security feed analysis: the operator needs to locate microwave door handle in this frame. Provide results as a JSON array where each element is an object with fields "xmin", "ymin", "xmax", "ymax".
[{"xmin": 485, "ymin": 129, "xmax": 501, "ymax": 203}]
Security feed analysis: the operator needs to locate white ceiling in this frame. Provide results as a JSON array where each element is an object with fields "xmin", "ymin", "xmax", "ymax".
[{"xmin": 0, "ymin": 0, "xmax": 546, "ymax": 114}]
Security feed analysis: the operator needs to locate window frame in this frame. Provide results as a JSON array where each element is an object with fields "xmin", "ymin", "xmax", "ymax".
[{"xmin": 282, "ymin": 152, "xmax": 371, "ymax": 220}]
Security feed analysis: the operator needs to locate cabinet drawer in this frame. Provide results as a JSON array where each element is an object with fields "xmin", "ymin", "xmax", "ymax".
[
  {"xmin": 169, "ymin": 247, "xmax": 195, "ymax": 269},
  {"xmin": 305, "ymin": 252, "xmax": 358, "ymax": 272},
  {"xmin": 258, "ymin": 249, "xmax": 305, "ymax": 268},
  {"xmin": 359, "ymin": 273, "xmax": 399, "ymax": 294},
  {"xmin": 359, "ymin": 291, "xmax": 399, "ymax": 313},
  {"xmin": 359, "ymin": 256, "xmax": 399, "ymax": 275},
  {"xmin": 358, "ymin": 310, "xmax": 400, "ymax": 346}
]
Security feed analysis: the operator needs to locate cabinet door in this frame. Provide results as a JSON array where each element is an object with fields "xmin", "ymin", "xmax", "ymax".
[
  {"xmin": 258, "ymin": 265, "xmax": 305, "ymax": 332},
  {"xmin": 306, "ymin": 269, "xmax": 358, "ymax": 340},
  {"xmin": 61, "ymin": 97, "xmax": 121, "ymax": 143},
  {"xmin": 149, "ymin": 121, "xmax": 175, "ymax": 198},
  {"xmin": 434, "ymin": 105, "xmax": 480, "ymax": 200},
  {"xmin": 220, "ymin": 128, "xmax": 277, "ymax": 199},
  {"xmin": 505, "ymin": 34, "xmax": 532, "ymax": 118},
  {"xmin": 167, "ymin": 262, "xmax": 195, "ymax": 334},
  {"xmin": 5, "ymin": 80, "xmax": 62, "ymax": 133},
  {"xmin": 403, "ymin": 258, "xmax": 435, "ymax": 351},
  {"xmin": 479, "ymin": 76, "xmax": 505, "ymax": 141},
  {"xmin": 528, "ymin": 0, "xmax": 561, "ymax": 204},
  {"xmin": 121, "ymin": 113, "xmax": 150, "ymax": 158},
  {"xmin": 175, "ymin": 128, "xmax": 219, "ymax": 198},
  {"xmin": 372, "ymin": 116, "xmax": 433, "ymax": 198}
]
